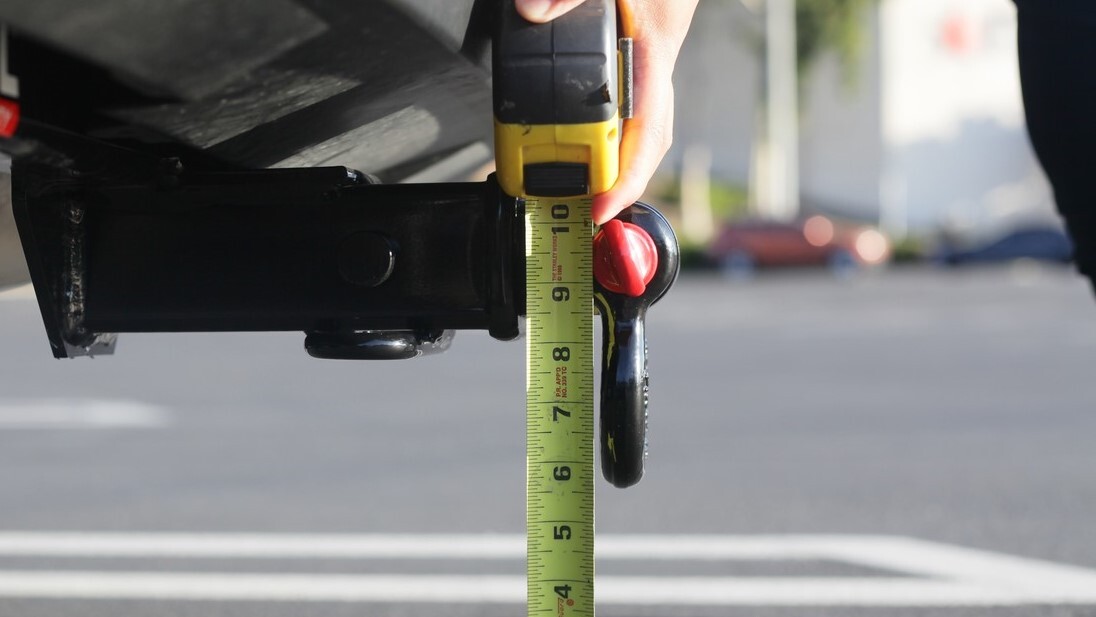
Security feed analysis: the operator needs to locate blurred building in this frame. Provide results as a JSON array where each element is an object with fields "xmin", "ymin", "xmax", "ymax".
[{"xmin": 669, "ymin": 0, "xmax": 1057, "ymax": 237}]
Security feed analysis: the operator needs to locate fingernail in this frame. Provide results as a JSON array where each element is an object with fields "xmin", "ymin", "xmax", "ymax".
[{"xmin": 516, "ymin": 0, "xmax": 553, "ymax": 21}]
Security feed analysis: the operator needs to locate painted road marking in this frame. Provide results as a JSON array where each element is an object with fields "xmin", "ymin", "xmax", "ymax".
[
  {"xmin": 0, "ymin": 400, "xmax": 170, "ymax": 429},
  {"xmin": 0, "ymin": 572, "xmax": 1078, "ymax": 605},
  {"xmin": 0, "ymin": 534, "xmax": 1092, "ymax": 605}
]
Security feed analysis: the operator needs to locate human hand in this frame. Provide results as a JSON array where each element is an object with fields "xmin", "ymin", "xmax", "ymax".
[{"xmin": 514, "ymin": 0, "xmax": 699, "ymax": 225}]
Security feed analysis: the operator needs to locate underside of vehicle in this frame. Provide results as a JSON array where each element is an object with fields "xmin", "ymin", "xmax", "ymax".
[
  {"xmin": 1, "ymin": 0, "xmax": 494, "ymax": 178},
  {"xmin": 0, "ymin": 0, "xmax": 519, "ymax": 359}
]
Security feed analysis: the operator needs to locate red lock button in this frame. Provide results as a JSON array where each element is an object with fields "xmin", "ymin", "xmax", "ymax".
[
  {"xmin": 0, "ymin": 98, "xmax": 19, "ymax": 138},
  {"xmin": 593, "ymin": 219, "xmax": 659, "ymax": 297}
]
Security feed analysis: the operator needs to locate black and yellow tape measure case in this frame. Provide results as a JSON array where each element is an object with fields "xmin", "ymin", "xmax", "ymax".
[{"xmin": 493, "ymin": 0, "xmax": 623, "ymax": 199}]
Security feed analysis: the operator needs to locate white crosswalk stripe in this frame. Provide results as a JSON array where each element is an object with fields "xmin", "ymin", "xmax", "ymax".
[
  {"xmin": 0, "ymin": 400, "xmax": 169, "ymax": 429},
  {"xmin": 0, "ymin": 534, "xmax": 1092, "ymax": 605}
]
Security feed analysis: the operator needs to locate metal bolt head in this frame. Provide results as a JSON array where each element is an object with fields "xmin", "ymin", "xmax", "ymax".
[{"xmin": 337, "ymin": 232, "xmax": 396, "ymax": 287}]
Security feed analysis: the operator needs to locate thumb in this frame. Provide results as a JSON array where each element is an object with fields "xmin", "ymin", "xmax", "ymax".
[{"xmin": 514, "ymin": 0, "xmax": 588, "ymax": 23}]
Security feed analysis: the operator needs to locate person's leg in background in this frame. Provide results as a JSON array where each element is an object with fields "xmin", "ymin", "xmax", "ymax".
[{"xmin": 1016, "ymin": 0, "xmax": 1096, "ymax": 290}]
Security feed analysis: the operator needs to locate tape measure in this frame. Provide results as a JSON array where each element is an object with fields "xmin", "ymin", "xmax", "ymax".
[
  {"xmin": 493, "ymin": 1, "xmax": 630, "ymax": 614},
  {"xmin": 524, "ymin": 194, "xmax": 595, "ymax": 616}
]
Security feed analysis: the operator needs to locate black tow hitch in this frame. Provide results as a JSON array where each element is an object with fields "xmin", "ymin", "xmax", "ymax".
[
  {"xmin": 9, "ymin": 124, "xmax": 679, "ymax": 485},
  {"xmin": 10, "ymin": 125, "xmax": 525, "ymax": 360}
]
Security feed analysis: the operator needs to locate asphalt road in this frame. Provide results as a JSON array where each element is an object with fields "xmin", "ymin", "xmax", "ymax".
[{"xmin": 0, "ymin": 265, "xmax": 1095, "ymax": 616}]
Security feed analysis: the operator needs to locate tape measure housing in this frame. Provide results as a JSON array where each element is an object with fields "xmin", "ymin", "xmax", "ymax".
[
  {"xmin": 495, "ymin": 116, "xmax": 620, "ymax": 198},
  {"xmin": 493, "ymin": 0, "xmax": 622, "ymax": 199}
]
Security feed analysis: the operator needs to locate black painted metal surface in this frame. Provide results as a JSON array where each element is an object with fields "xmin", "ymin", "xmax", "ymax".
[{"xmin": 0, "ymin": 0, "xmax": 494, "ymax": 180}]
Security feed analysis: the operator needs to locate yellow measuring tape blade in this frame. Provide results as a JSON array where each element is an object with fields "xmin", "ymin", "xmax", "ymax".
[{"xmin": 525, "ymin": 195, "xmax": 595, "ymax": 616}]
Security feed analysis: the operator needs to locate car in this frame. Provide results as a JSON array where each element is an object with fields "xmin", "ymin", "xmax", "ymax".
[
  {"xmin": 933, "ymin": 226, "xmax": 1074, "ymax": 266},
  {"xmin": 706, "ymin": 215, "xmax": 890, "ymax": 277}
]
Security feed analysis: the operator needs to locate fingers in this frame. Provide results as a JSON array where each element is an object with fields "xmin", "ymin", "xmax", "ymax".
[
  {"xmin": 514, "ymin": 0, "xmax": 588, "ymax": 23},
  {"xmin": 593, "ymin": 0, "xmax": 698, "ymax": 224},
  {"xmin": 592, "ymin": 95, "xmax": 674, "ymax": 225},
  {"xmin": 511, "ymin": 0, "xmax": 699, "ymax": 226},
  {"xmin": 592, "ymin": 30, "xmax": 676, "ymax": 224}
]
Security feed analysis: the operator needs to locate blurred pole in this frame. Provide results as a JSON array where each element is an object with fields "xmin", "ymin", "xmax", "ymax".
[
  {"xmin": 747, "ymin": 108, "xmax": 767, "ymax": 217},
  {"xmin": 880, "ymin": 168, "xmax": 908, "ymax": 240},
  {"xmin": 0, "ymin": 25, "xmax": 19, "ymax": 99},
  {"xmin": 680, "ymin": 144, "xmax": 715, "ymax": 244},
  {"xmin": 749, "ymin": 0, "xmax": 799, "ymax": 221}
]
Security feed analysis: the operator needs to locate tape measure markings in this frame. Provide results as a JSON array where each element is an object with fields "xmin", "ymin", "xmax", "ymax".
[{"xmin": 526, "ymin": 196, "xmax": 595, "ymax": 617}]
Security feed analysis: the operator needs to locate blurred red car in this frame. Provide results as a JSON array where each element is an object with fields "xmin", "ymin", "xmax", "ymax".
[{"xmin": 707, "ymin": 215, "xmax": 890, "ymax": 276}]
